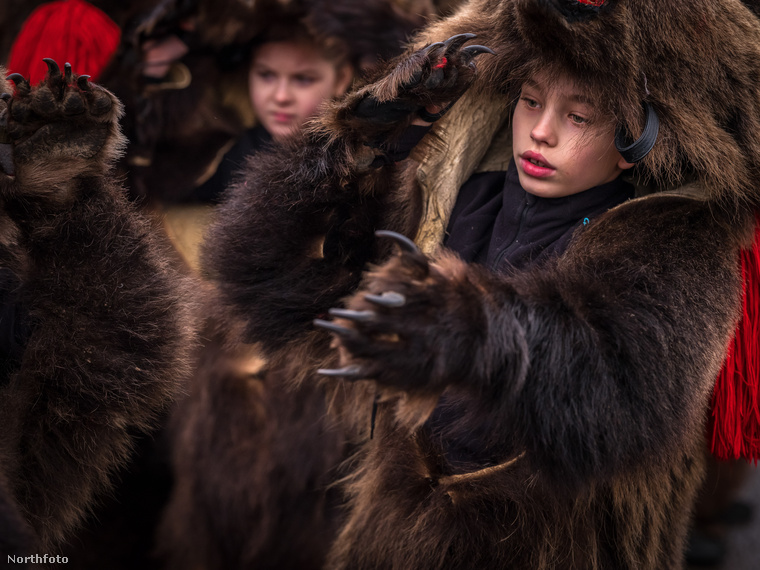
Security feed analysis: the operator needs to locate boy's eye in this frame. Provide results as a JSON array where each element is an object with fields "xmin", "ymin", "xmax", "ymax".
[
  {"xmin": 569, "ymin": 113, "xmax": 588, "ymax": 125},
  {"xmin": 521, "ymin": 96, "xmax": 539, "ymax": 108}
]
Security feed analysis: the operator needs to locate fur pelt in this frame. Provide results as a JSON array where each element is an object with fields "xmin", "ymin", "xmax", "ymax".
[
  {"xmin": 155, "ymin": 4, "xmax": 436, "ymax": 565},
  {"xmin": 0, "ymin": 65, "xmax": 194, "ymax": 558},
  {"xmin": 199, "ymin": 0, "xmax": 760, "ymax": 568},
  {"xmin": 156, "ymin": 138, "xmax": 412, "ymax": 563},
  {"xmin": 157, "ymin": 297, "xmax": 356, "ymax": 570},
  {"xmin": 189, "ymin": 0, "xmax": 435, "ymax": 65}
]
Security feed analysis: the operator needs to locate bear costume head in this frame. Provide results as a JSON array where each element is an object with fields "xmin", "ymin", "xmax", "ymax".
[{"xmin": 432, "ymin": 0, "xmax": 760, "ymax": 210}]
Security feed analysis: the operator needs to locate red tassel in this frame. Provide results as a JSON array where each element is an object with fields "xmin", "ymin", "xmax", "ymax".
[{"xmin": 709, "ymin": 212, "xmax": 760, "ymax": 462}]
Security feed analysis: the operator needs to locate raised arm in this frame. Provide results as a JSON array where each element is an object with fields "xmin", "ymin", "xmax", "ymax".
[
  {"xmin": 201, "ymin": 35, "xmax": 493, "ymax": 355},
  {"xmin": 0, "ymin": 62, "xmax": 194, "ymax": 550}
]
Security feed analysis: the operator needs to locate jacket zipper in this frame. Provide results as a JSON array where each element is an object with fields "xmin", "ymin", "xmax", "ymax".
[{"xmin": 492, "ymin": 193, "xmax": 536, "ymax": 270}]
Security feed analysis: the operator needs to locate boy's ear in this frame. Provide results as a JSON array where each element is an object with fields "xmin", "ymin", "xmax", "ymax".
[{"xmin": 618, "ymin": 156, "xmax": 636, "ymax": 171}]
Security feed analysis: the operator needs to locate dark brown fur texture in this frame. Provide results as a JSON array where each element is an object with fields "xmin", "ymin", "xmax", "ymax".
[
  {"xmin": 157, "ymin": 299, "xmax": 355, "ymax": 570},
  {"xmin": 199, "ymin": 0, "xmax": 760, "ymax": 568},
  {"xmin": 324, "ymin": 197, "xmax": 745, "ymax": 570},
  {"xmin": 0, "ymin": 65, "xmax": 193, "ymax": 558}
]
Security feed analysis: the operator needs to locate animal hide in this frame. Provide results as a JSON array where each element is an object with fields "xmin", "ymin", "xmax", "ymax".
[{"xmin": 0, "ymin": 63, "xmax": 193, "ymax": 558}]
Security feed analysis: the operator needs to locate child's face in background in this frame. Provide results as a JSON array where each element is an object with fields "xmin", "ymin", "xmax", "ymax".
[
  {"xmin": 512, "ymin": 72, "xmax": 633, "ymax": 198},
  {"xmin": 250, "ymin": 41, "xmax": 352, "ymax": 141}
]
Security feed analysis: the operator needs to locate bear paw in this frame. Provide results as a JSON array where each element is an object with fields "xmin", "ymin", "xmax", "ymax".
[
  {"xmin": 354, "ymin": 33, "xmax": 493, "ymax": 126},
  {"xmin": 0, "ymin": 59, "xmax": 124, "ymax": 194},
  {"xmin": 316, "ymin": 231, "xmax": 487, "ymax": 392}
]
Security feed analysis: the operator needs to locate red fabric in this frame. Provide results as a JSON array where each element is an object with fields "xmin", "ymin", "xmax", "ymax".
[
  {"xmin": 7, "ymin": 0, "xmax": 120, "ymax": 84},
  {"xmin": 576, "ymin": 0, "xmax": 607, "ymax": 6},
  {"xmin": 710, "ymin": 212, "xmax": 760, "ymax": 462}
]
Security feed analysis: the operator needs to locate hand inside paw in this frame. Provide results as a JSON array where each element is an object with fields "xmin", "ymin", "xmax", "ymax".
[
  {"xmin": 315, "ymin": 231, "xmax": 487, "ymax": 392},
  {"xmin": 0, "ymin": 59, "xmax": 123, "ymax": 185},
  {"xmin": 350, "ymin": 33, "xmax": 494, "ymax": 128}
]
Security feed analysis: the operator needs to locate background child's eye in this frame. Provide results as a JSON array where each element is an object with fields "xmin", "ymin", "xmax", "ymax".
[
  {"xmin": 521, "ymin": 96, "xmax": 538, "ymax": 108},
  {"xmin": 294, "ymin": 75, "xmax": 317, "ymax": 86},
  {"xmin": 256, "ymin": 70, "xmax": 276, "ymax": 81}
]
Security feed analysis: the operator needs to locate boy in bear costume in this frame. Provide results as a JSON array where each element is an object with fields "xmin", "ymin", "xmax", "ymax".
[
  {"xmin": 0, "ymin": 62, "xmax": 193, "ymax": 559},
  {"xmin": 203, "ymin": 0, "xmax": 760, "ymax": 568}
]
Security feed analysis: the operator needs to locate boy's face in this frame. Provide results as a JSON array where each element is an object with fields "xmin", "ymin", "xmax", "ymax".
[
  {"xmin": 512, "ymin": 72, "xmax": 633, "ymax": 198},
  {"xmin": 250, "ymin": 41, "xmax": 352, "ymax": 141}
]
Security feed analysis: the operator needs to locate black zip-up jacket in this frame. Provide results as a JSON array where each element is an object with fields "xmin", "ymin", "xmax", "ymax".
[{"xmin": 445, "ymin": 159, "xmax": 635, "ymax": 273}]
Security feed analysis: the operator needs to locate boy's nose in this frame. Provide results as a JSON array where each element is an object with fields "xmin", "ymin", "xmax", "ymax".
[{"xmin": 530, "ymin": 113, "xmax": 557, "ymax": 146}]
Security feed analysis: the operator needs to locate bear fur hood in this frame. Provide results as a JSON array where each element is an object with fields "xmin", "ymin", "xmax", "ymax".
[{"xmin": 410, "ymin": 0, "xmax": 760, "ymax": 251}]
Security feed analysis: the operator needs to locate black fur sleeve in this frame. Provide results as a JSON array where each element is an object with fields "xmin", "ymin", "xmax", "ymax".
[
  {"xmin": 201, "ymin": 132, "xmax": 400, "ymax": 354},
  {"xmin": 503, "ymin": 199, "xmax": 740, "ymax": 486}
]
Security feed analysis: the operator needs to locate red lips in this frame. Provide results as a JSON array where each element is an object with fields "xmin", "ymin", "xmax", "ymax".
[{"xmin": 520, "ymin": 151, "xmax": 555, "ymax": 178}]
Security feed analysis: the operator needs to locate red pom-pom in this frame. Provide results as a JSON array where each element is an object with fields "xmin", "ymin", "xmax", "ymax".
[{"xmin": 8, "ymin": 0, "xmax": 120, "ymax": 85}]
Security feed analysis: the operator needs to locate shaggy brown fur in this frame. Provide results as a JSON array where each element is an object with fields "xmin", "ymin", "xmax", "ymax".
[
  {"xmin": 0, "ymin": 65, "xmax": 193, "ymax": 559},
  {"xmin": 199, "ymin": 0, "xmax": 760, "ymax": 568},
  {"xmin": 157, "ymin": 295, "xmax": 355, "ymax": 570}
]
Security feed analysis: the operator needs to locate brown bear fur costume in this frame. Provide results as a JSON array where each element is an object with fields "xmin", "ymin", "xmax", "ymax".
[
  {"xmin": 0, "ymin": 63, "xmax": 193, "ymax": 561},
  {"xmin": 157, "ymin": 304, "xmax": 356, "ymax": 569},
  {"xmin": 199, "ymin": 0, "xmax": 760, "ymax": 568}
]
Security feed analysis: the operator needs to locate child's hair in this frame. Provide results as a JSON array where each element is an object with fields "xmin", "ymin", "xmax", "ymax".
[
  {"xmin": 511, "ymin": 62, "xmax": 618, "ymax": 128},
  {"xmin": 250, "ymin": 20, "xmax": 351, "ymax": 72}
]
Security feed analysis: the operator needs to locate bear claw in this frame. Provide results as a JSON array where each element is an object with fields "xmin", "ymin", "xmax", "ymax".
[
  {"xmin": 316, "ymin": 365, "xmax": 365, "ymax": 379},
  {"xmin": 364, "ymin": 292, "xmax": 406, "ymax": 308},
  {"xmin": 42, "ymin": 58, "xmax": 61, "ymax": 77},
  {"xmin": 375, "ymin": 230, "xmax": 420, "ymax": 254}
]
